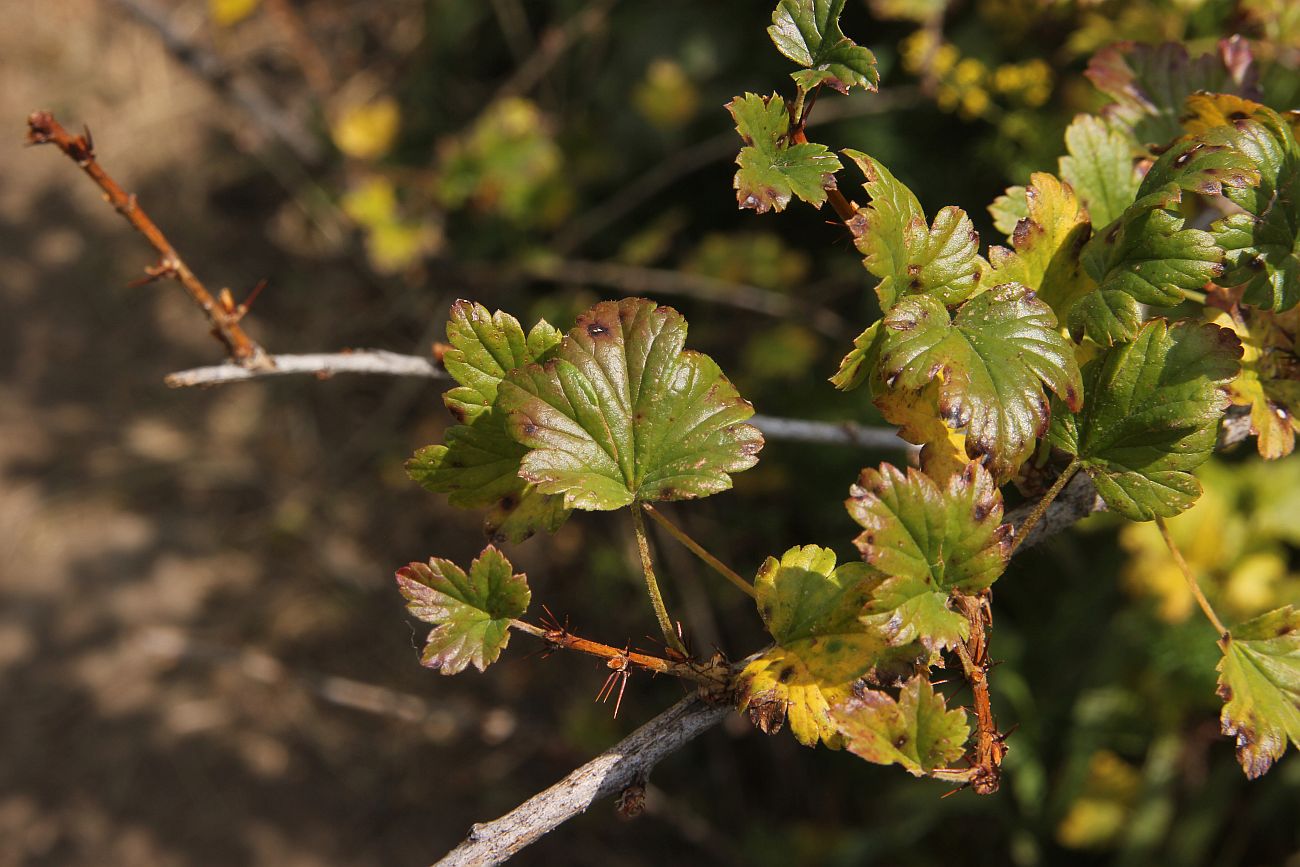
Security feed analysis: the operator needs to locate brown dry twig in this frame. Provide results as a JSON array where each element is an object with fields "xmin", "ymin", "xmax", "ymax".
[{"xmin": 26, "ymin": 110, "xmax": 273, "ymax": 368}]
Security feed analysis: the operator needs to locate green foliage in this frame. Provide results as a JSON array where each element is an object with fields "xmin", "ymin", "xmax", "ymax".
[
  {"xmin": 768, "ymin": 0, "xmax": 879, "ymax": 94},
  {"xmin": 498, "ymin": 298, "xmax": 763, "ymax": 510},
  {"xmin": 396, "ymin": 546, "xmax": 530, "ymax": 675},
  {"xmin": 847, "ymin": 462, "xmax": 1009, "ymax": 652},
  {"xmin": 831, "ymin": 675, "xmax": 970, "ymax": 774},
  {"xmin": 1058, "ymin": 114, "xmax": 1141, "ymax": 229},
  {"xmin": 729, "ymin": 93, "xmax": 842, "ymax": 214},
  {"xmin": 1049, "ymin": 319, "xmax": 1242, "ymax": 521},
  {"xmin": 1217, "ymin": 606, "xmax": 1300, "ymax": 778}
]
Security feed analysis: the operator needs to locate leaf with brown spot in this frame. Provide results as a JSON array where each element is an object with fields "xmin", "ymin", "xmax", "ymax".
[
  {"xmin": 728, "ymin": 92, "xmax": 841, "ymax": 214},
  {"xmin": 1208, "ymin": 307, "xmax": 1300, "ymax": 459},
  {"xmin": 831, "ymin": 675, "xmax": 970, "ymax": 774},
  {"xmin": 1217, "ymin": 605, "xmax": 1300, "ymax": 779}
]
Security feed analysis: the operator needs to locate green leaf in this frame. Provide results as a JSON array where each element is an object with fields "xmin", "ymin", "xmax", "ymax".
[
  {"xmin": 409, "ymin": 301, "xmax": 569, "ymax": 543},
  {"xmin": 729, "ymin": 93, "xmax": 842, "ymax": 214},
  {"xmin": 830, "ymin": 321, "xmax": 884, "ymax": 392},
  {"xmin": 396, "ymin": 546, "xmax": 530, "ymax": 675},
  {"xmin": 878, "ymin": 284, "xmax": 1083, "ymax": 479},
  {"xmin": 988, "ymin": 172, "xmax": 1095, "ymax": 324},
  {"xmin": 768, "ymin": 0, "xmax": 879, "ymax": 94},
  {"xmin": 1048, "ymin": 319, "xmax": 1242, "ymax": 520},
  {"xmin": 1078, "ymin": 189, "xmax": 1224, "ymax": 345},
  {"xmin": 847, "ymin": 462, "xmax": 1010, "ymax": 652},
  {"xmin": 1059, "ymin": 113, "xmax": 1141, "ymax": 229},
  {"xmin": 498, "ymin": 298, "xmax": 763, "ymax": 511},
  {"xmin": 737, "ymin": 545, "xmax": 921, "ymax": 747},
  {"xmin": 988, "ymin": 185, "xmax": 1028, "ymax": 238},
  {"xmin": 1217, "ymin": 605, "xmax": 1300, "ymax": 779},
  {"xmin": 832, "ymin": 675, "xmax": 970, "ymax": 774},
  {"xmin": 844, "ymin": 150, "xmax": 984, "ymax": 310}
]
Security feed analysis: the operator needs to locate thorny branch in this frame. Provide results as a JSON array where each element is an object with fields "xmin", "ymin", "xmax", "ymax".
[{"xmin": 26, "ymin": 111, "xmax": 272, "ymax": 368}]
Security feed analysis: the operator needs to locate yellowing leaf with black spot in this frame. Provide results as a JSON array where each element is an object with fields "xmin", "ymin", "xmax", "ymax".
[
  {"xmin": 1216, "ymin": 605, "xmax": 1300, "ymax": 779},
  {"xmin": 847, "ymin": 463, "xmax": 1009, "ymax": 652},
  {"xmin": 407, "ymin": 301, "xmax": 570, "ymax": 543},
  {"xmin": 1049, "ymin": 319, "xmax": 1242, "ymax": 521},
  {"xmin": 737, "ymin": 545, "xmax": 922, "ymax": 747},
  {"xmin": 728, "ymin": 93, "xmax": 841, "ymax": 214},
  {"xmin": 872, "ymin": 380, "xmax": 968, "ymax": 484},
  {"xmin": 878, "ymin": 284, "xmax": 1083, "ymax": 480},
  {"xmin": 498, "ymin": 298, "xmax": 763, "ymax": 511},
  {"xmin": 831, "ymin": 675, "xmax": 970, "ymax": 774},
  {"xmin": 843, "ymin": 150, "xmax": 984, "ymax": 310},
  {"xmin": 1209, "ymin": 308, "xmax": 1300, "ymax": 459},
  {"xmin": 988, "ymin": 172, "xmax": 1095, "ymax": 324},
  {"xmin": 396, "ymin": 546, "xmax": 530, "ymax": 675},
  {"xmin": 768, "ymin": 0, "xmax": 879, "ymax": 94}
]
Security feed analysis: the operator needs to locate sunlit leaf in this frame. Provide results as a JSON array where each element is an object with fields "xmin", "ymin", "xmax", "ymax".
[
  {"xmin": 1209, "ymin": 308, "xmax": 1300, "ymax": 459},
  {"xmin": 396, "ymin": 546, "xmax": 530, "ymax": 675},
  {"xmin": 847, "ymin": 462, "xmax": 1009, "ymax": 652},
  {"xmin": 831, "ymin": 675, "xmax": 970, "ymax": 774},
  {"xmin": 768, "ymin": 0, "xmax": 879, "ymax": 94},
  {"xmin": 1059, "ymin": 113, "xmax": 1141, "ymax": 229},
  {"xmin": 729, "ymin": 93, "xmax": 842, "ymax": 214},
  {"xmin": 1217, "ymin": 605, "xmax": 1300, "ymax": 779},
  {"xmin": 830, "ymin": 321, "xmax": 883, "ymax": 392},
  {"xmin": 1049, "ymin": 319, "xmax": 1242, "ymax": 520},
  {"xmin": 844, "ymin": 150, "xmax": 984, "ymax": 310},
  {"xmin": 988, "ymin": 185, "xmax": 1028, "ymax": 238},
  {"xmin": 872, "ymin": 380, "xmax": 968, "ymax": 484},
  {"xmin": 878, "ymin": 284, "xmax": 1082, "ymax": 479},
  {"xmin": 498, "ymin": 298, "xmax": 763, "ymax": 511},
  {"xmin": 737, "ymin": 545, "xmax": 920, "ymax": 747}
]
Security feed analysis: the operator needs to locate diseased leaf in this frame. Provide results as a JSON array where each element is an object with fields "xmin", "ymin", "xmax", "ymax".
[
  {"xmin": 1049, "ymin": 319, "xmax": 1242, "ymax": 520},
  {"xmin": 498, "ymin": 298, "xmax": 763, "ymax": 511},
  {"xmin": 832, "ymin": 675, "xmax": 970, "ymax": 774},
  {"xmin": 1217, "ymin": 605, "xmax": 1300, "ymax": 779},
  {"xmin": 988, "ymin": 172, "xmax": 1095, "ymax": 323},
  {"xmin": 737, "ymin": 545, "xmax": 921, "ymax": 747},
  {"xmin": 768, "ymin": 0, "xmax": 879, "ymax": 94},
  {"xmin": 878, "ymin": 284, "xmax": 1083, "ymax": 479},
  {"xmin": 1059, "ymin": 114, "xmax": 1141, "ymax": 229},
  {"xmin": 1209, "ymin": 308, "xmax": 1300, "ymax": 459},
  {"xmin": 847, "ymin": 463, "xmax": 1010, "ymax": 652},
  {"xmin": 1077, "ymin": 189, "xmax": 1224, "ymax": 345},
  {"xmin": 395, "ymin": 546, "xmax": 530, "ymax": 675},
  {"xmin": 408, "ymin": 301, "xmax": 570, "ymax": 543},
  {"xmin": 844, "ymin": 150, "xmax": 985, "ymax": 310},
  {"xmin": 873, "ymin": 380, "xmax": 968, "ymax": 484},
  {"xmin": 729, "ymin": 93, "xmax": 842, "ymax": 214}
]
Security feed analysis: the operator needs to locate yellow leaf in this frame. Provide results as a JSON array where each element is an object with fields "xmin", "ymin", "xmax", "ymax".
[
  {"xmin": 332, "ymin": 97, "xmax": 401, "ymax": 161},
  {"xmin": 1209, "ymin": 308, "xmax": 1300, "ymax": 459},
  {"xmin": 737, "ymin": 645, "xmax": 852, "ymax": 748},
  {"xmin": 1182, "ymin": 92, "xmax": 1271, "ymax": 135},
  {"xmin": 209, "ymin": 0, "xmax": 260, "ymax": 27},
  {"xmin": 874, "ymin": 378, "xmax": 968, "ymax": 484}
]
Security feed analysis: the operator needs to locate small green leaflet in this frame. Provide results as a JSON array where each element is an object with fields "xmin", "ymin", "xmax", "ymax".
[
  {"xmin": 1048, "ymin": 319, "xmax": 1242, "ymax": 521},
  {"xmin": 832, "ymin": 675, "xmax": 970, "ymax": 774},
  {"xmin": 829, "ymin": 320, "xmax": 883, "ymax": 392},
  {"xmin": 768, "ymin": 0, "xmax": 879, "ymax": 94},
  {"xmin": 407, "ymin": 300, "xmax": 570, "ymax": 543},
  {"xmin": 1058, "ymin": 113, "xmax": 1141, "ymax": 230},
  {"xmin": 988, "ymin": 185, "xmax": 1028, "ymax": 238},
  {"xmin": 498, "ymin": 298, "xmax": 763, "ymax": 511},
  {"xmin": 737, "ymin": 545, "xmax": 921, "ymax": 747},
  {"xmin": 729, "ymin": 92, "xmax": 842, "ymax": 214},
  {"xmin": 396, "ymin": 546, "xmax": 530, "ymax": 675},
  {"xmin": 847, "ymin": 462, "xmax": 1009, "ymax": 652},
  {"xmin": 878, "ymin": 284, "xmax": 1083, "ymax": 480},
  {"xmin": 843, "ymin": 150, "xmax": 984, "ymax": 310},
  {"xmin": 1217, "ymin": 605, "xmax": 1300, "ymax": 779}
]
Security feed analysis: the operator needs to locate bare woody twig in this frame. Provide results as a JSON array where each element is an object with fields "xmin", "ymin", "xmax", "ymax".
[
  {"xmin": 164, "ymin": 350, "xmax": 444, "ymax": 387},
  {"xmin": 433, "ymin": 694, "xmax": 730, "ymax": 867},
  {"xmin": 27, "ymin": 111, "xmax": 272, "ymax": 367}
]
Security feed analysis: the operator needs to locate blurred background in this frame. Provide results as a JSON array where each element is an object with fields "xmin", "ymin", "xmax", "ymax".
[{"xmin": 2, "ymin": 0, "xmax": 1299, "ymax": 864}]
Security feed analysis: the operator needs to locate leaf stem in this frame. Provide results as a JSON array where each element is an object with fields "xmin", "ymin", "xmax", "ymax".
[
  {"xmin": 1010, "ymin": 460, "xmax": 1080, "ymax": 554},
  {"xmin": 640, "ymin": 504, "xmax": 756, "ymax": 599},
  {"xmin": 509, "ymin": 620, "xmax": 726, "ymax": 688},
  {"xmin": 630, "ymin": 506, "xmax": 688, "ymax": 655},
  {"xmin": 1155, "ymin": 516, "xmax": 1229, "ymax": 638}
]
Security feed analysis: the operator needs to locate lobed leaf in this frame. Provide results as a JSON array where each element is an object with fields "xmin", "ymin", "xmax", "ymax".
[
  {"xmin": 1049, "ymin": 319, "xmax": 1242, "ymax": 521},
  {"xmin": 844, "ymin": 150, "xmax": 984, "ymax": 310},
  {"xmin": 729, "ymin": 93, "xmax": 842, "ymax": 214},
  {"xmin": 846, "ymin": 462, "xmax": 1010, "ymax": 652},
  {"xmin": 832, "ymin": 675, "xmax": 970, "ymax": 774},
  {"xmin": 768, "ymin": 0, "xmax": 879, "ymax": 94},
  {"xmin": 878, "ymin": 284, "xmax": 1083, "ymax": 479},
  {"xmin": 1217, "ymin": 606, "xmax": 1300, "ymax": 779},
  {"xmin": 1059, "ymin": 114, "xmax": 1141, "ymax": 230},
  {"xmin": 737, "ymin": 545, "xmax": 921, "ymax": 747},
  {"xmin": 498, "ymin": 298, "xmax": 763, "ymax": 511},
  {"xmin": 395, "ymin": 546, "xmax": 530, "ymax": 675},
  {"xmin": 1208, "ymin": 308, "xmax": 1300, "ymax": 459}
]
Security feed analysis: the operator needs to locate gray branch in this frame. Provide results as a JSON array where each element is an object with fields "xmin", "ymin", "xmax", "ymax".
[
  {"xmin": 433, "ymin": 695, "xmax": 731, "ymax": 867},
  {"xmin": 164, "ymin": 350, "xmax": 446, "ymax": 387}
]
